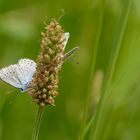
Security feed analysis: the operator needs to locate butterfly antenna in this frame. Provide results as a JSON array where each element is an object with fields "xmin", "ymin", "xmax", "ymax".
[{"xmin": 64, "ymin": 47, "xmax": 79, "ymax": 62}]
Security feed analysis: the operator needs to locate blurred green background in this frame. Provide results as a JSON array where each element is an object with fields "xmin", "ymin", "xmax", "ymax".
[{"xmin": 0, "ymin": 0, "xmax": 140, "ymax": 140}]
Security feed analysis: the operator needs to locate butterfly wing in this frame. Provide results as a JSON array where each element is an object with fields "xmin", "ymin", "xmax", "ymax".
[
  {"xmin": 62, "ymin": 33, "xmax": 79, "ymax": 61},
  {"xmin": 0, "ymin": 59, "xmax": 36, "ymax": 91},
  {"xmin": 63, "ymin": 32, "xmax": 69, "ymax": 48},
  {"xmin": 0, "ymin": 64, "xmax": 23, "ymax": 89},
  {"xmin": 16, "ymin": 59, "xmax": 36, "ymax": 87}
]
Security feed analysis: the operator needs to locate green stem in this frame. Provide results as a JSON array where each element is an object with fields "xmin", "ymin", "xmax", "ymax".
[
  {"xmin": 89, "ymin": 1, "xmax": 132, "ymax": 140},
  {"xmin": 31, "ymin": 106, "xmax": 44, "ymax": 140},
  {"xmin": 79, "ymin": 1, "xmax": 105, "ymax": 139}
]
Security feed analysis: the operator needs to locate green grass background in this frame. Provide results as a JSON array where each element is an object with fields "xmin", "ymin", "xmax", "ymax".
[{"xmin": 0, "ymin": 0, "xmax": 140, "ymax": 140}]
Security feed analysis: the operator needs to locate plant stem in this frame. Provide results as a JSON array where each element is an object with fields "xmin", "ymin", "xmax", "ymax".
[
  {"xmin": 89, "ymin": 1, "xmax": 132, "ymax": 140},
  {"xmin": 31, "ymin": 106, "xmax": 44, "ymax": 140},
  {"xmin": 79, "ymin": 0, "xmax": 104, "ymax": 140}
]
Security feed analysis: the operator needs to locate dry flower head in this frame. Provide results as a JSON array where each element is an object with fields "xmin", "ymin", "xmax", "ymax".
[{"xmin": 29, "ymin": 20, "xmax": 67, "ymax": 107}]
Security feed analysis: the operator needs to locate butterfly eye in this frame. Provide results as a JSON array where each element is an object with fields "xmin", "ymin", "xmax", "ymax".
[{"xmin": 20, "ymin": 88, "xmax": 23, "ymax": 91}]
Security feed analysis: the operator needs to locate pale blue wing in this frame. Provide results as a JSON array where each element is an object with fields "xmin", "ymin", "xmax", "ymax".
[
  {"xmin": 16, "ymin": 59, "xmax": 36, "ymax": 91},
  {"xmin": 17, "ymin": 59, "xmax": 36, "ymax": 82},
  {"xmin": 0, "ymin": 58, "xmax": 36, "ymax": 92},
  {"xmin": 0, "ymin": 64, "xmax": 23, "ymax": 89},
  {"xmin": 63, "ymin": 32, "xmax": 69, "ymax": 48}
]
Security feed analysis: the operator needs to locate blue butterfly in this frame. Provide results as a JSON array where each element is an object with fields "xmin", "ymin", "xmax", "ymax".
[{"xmin": 0, "ymin": 33, "xmax": 78, "ymax": 92}]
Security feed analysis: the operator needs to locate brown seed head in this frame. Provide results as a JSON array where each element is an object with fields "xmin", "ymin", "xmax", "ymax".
[{"xmin": 28, "ymin": 20, "xmax": 66, "ymax": 107}]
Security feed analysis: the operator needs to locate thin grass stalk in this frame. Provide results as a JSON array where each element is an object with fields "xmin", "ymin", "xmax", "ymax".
[
  {"xmin": 79, "ymin": 0, "xmax": 105, "ymax": 139},
  {"xmin": 88, "ymin": 1, "xmax": 132, "ymax": 140},
  {"xmin": 31, "ymin": 106, "xmax": 44, "ymax": 140}
]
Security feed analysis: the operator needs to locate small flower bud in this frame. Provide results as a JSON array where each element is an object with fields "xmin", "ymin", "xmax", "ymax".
[
  {"xmin": 44, "ymin": 54, "xmax": 51, "ymax": 63},
  {"xmin": 42, "ymin": 88, "xmax": 47, "ymax": 94},
  {"xmin": 42, "ymin": 94, "xmax": 47, "ymax": 99}
]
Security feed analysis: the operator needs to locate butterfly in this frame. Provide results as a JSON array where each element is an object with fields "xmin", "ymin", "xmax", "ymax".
[{"xmin": 0, "ymin": 33, "xmax": 79, "ymax": 92}]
